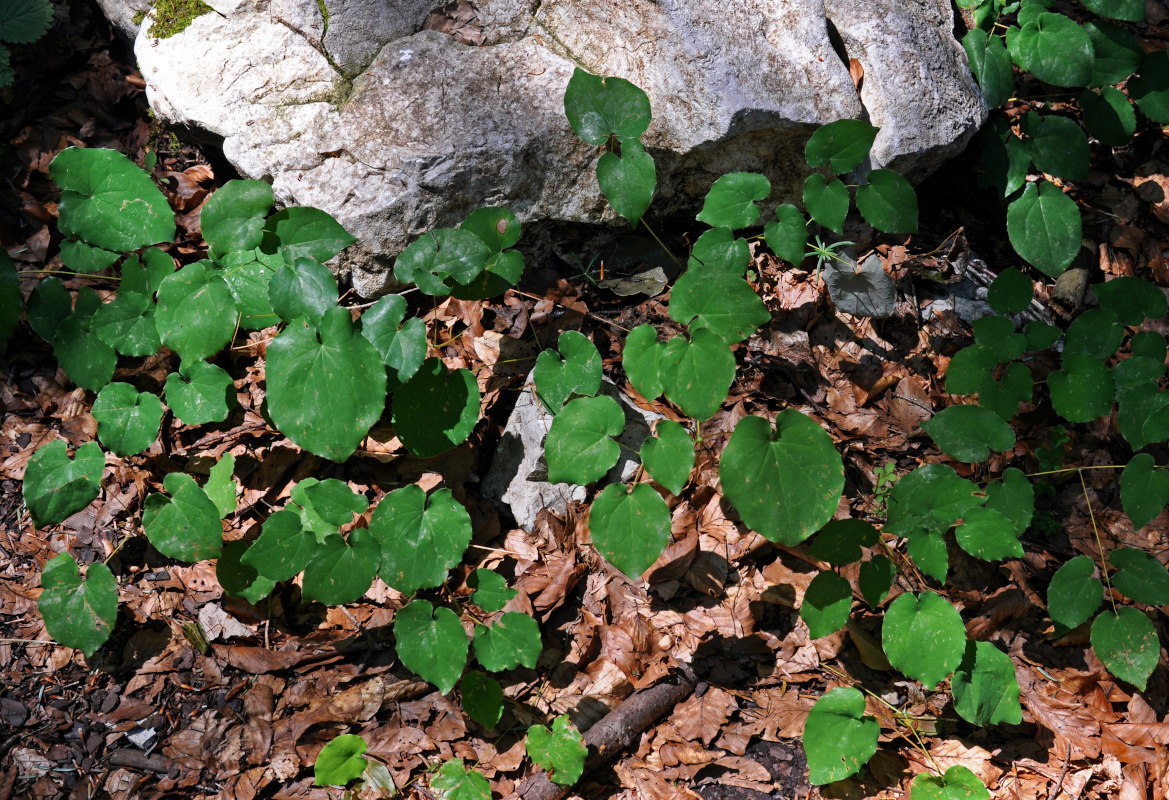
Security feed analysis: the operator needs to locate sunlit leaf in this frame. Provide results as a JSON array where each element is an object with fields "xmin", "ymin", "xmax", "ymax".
[
  {"xmin": 22, "ymin": 440, "xmax": 104, "ymax": 528},
  {"xmin": 882, "ymin": 591, "xmax": 966, "ymax": 689},
  {"xmin": 526, "ymin": 715, "xmax": 587, "ymax": 786},
  {"xmin": 395, "ymin": 600, "xmax": 468, "ymax": 694},
  {"xmin": 588, "ymin": 483, "xmax": 671, "ymax": 578},
  {"xmin": 803, "ymin": 688, "xmax": 878, "ymax": 784},
  {"xmin": 37, "ymin": 554, "xmax": 117, "ymax": 658},
  {"xmin": 720, "ymin": 411, "xmax": 844, "ymax": 545},
  {"xmin": 370, "ymin": 485, "xmax": 471, "ymax": 594}
]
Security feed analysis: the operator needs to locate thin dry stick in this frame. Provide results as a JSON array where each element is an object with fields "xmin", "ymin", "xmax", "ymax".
[{"xmin": 516, "ymin": 662, "xmax": 699, "ymax": 800}]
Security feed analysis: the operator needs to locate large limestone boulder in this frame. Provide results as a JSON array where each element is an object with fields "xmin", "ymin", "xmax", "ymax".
[{"xmin": 105, "ymin": 0, "xmax": 985, "ymax": 297}]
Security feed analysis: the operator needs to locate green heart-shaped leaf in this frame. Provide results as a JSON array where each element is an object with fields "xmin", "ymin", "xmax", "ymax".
[
  {"xmin": 473, "ymin": 611, "xmax": 542, "ymax": 671},
  {"xmin": 216, "ymin": 539, "xmax": 275, "ymax": 604},
  {"xmin": 92, "ymin": 381, "xmax": 164, "ymax": 457},
  {"xmin": 1091, "ymin": 607, "xmax": 1158, "ymax": 690},
  {"xmin": 268, "ymin": 256, "xmax": 337, "ymax": 324},
  {"xmin": 963, "ymin": 28, "xmax": 1012, "ymax": 108},
  {"xmin": 954, "ymin": 506, "xmax": 1023, "ymax": 561},
  {"xmin": 370, "ymin": 485, "xmax": 470, "ymax": 594},
  {"xmin": 267, "ymin": 306, "xmax": 388, "ymax": 461},
  {"xmin": 563, "ymin": 68, "xmax": 651, "ymax": 146},
  {"xmin": 801, "ymin": 571, "xmax": 853, "ymax": 639},
  {"xmin": 544, "ymin": 395, "xmax": 624, "ymax": 485},
  {"xmin": 588, "ymin": 482, "xmax": 671, "ymax": 577},
  {"xmin": 696, "ymin": 172, "xmax": 770, "ymax": 230},
  {"xmin": 1006, "ymin": 181, "xmax": 1081, "ymax": 278},
  {"xmin": 164, "ymin": 359, "xmax": 234, "ymax": 426},
  {"xmin": 217, "ymin": 251, "xmax": 278, "ymax": 330},
  {"xmin": 395, "ymin": 599, "xmax": 468, "ymax": 694},
  {"xmin": 534, "ymin": 330, "xmax": 602, "ymax": 411},
  {"xmin": 1020, "ymin": 112, "xmax": 1089, "ymax": 182},
  {"xmin": 37, "ymin": 554, "xmax": 117, "ymax": 658},
  {"xmin": 1047, "ymin": 554, "xmax": 1103, "ymax": 632},
  {"xmin": 987, "ymin": 267, "xmax": 1033, "ymax": 315},
  {"xmin": 1049, "ymin": 351, "xmax": 1114, "ymax": 422},
  {"xmin": 668, "ymin": 272, "xmax": 769, "ymax": 345},
  {"xmin": 526, "ymin": 715, "xmax": 587, "ymax": 786},
  {"xmin": 884, "ymin": 464, "xmax": 981, "ymax": 538},
  {"xmin": 240, "ymin": 508, "xmax": 317, "ymax": 582},
  {"xmin": 1120, "ymin": 454, "xmax": 1169, "ymax": 532},
  {"xmin": 921, "ymin": 404, "xmax": 1015, "ymax": 463},
  {"xmin": 201, "ymin": 179, "xmax": 274, "ymax": 255},
  {"xmin": 597, "ymin": 142, "xmax": 656, "ymax": 225},
  {"xmin": 804, "ymin": 120, "xmax": 879, "ymax": 174},
  {"xmin": 301, "ymin": 529, "xmax": 379, "ymax": 605},
  {"xmin": 50, "ymin": 147, "xmax": 174, "ymax": 252},
  {"xmin": 911, "ymin": 765, "xmax": 989, "ymax": 800},
  {"xmin": 688, "ymin": 227, "xmax": 750, "ymax": 275},
  {"xmin": 1081, "ymin": 0, "xmax": 1143, "ymax": 23},
  {"xmin": 951, "ymin": 640, "xmax": 1022, "ymax": 726},
  {"xmin": 720, "ymin": 411, "xmax": 844, "ymax": 545},
  {"xmin": 391, "ymin": 357, "xmax": 479, "ymax": 458},
  {"xmin": 22, "ymin": 440, "xmax": 104, "ymax": 528},
  {"xmin": 803, "ymin": 173, "xmax": 849, "ymax": 234},
  {"xmin": 803, "ymin": 687, "xmax": 878, "ymax": 784},
  {"xmin": 469, "ymin": 569, "xmax": 517, "ymax": 613},
  {"xmin": 660, "ymin": 329, "xmax": 735, "ymax": 420},
  {"xmin": 359, "ymin": 294, "xmax": 427, "ymax": 387},
  {"xmin": 313, "ymin": 734, "xmax": 367, "ymax": 787},
  {"xmin": 882, "ymin": 591, "xmax": 966, "ymax": 689},
  {"xmin": 859, "ymin": 555, "xmax": 896, "ymax": 607},
  {"xmin": 1006, "ymin": 12, "xmax": 1093, "ymax": 87},
  {"xmin": 395, "ymin": 228, "xmax": 491, "ymax": 296},
  {"xmin": 640, "ymin": 419, "xmax": 693, "ymax": 496},
  {"xmin": 622, "ymin": 324, "xmax": 667, "ymax": 401},
  {"xmin": 143, "ymin": 472, "xmax": 223, "ymax": 562},
  {"xmin": 262, "ymin": 206, "xmax": 356, "ymax": 264},
  {"xmin": 1080, "ymin": 87, "xmax": 1137, "ymax": 146},
  {"xmin": 808, "ymin": 519, "xmax": 879, "ymax": 565},
  {"xmin": 855, "ymin": 169, "xmax": 918, "ymax": 233},
  {"xmin": 92, "ymin": 291, "xmax": 160, "ymax": 356},
  {"xmin": 460, "ymin": 671, "xmax": 504, "ymax": 728},
  {"xmin": 155, "ymin": 261, "xmax": 238, "ymax": 361},
  {"xmin": 430, "ymin": 759, "xmax": 491, "ymax": 800},
  {"xmin": 1110, "ymin": 547, "xmax": 1169, "ymax": 605},
  {"xmin": 764, "ymin": 203, "xmax": 808, "ymax": 266}
]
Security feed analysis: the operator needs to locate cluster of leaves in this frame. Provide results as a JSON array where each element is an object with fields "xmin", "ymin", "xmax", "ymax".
[
  {"xmin": 557, "ymin": 63, "xmax": 1169, "ymax": 797},
  {"xmin": 565, "ymin": 69, "xmax": 916, "ymax": 318},
  {"xmin": 961, "ymin": 0, "xmax": 1168, "ymax": 276},
  {"xmin": 14, "ymin": 145, "xmax": 558, "ymax": 792},
  {"xmin": 0, "ymin": 0, "xmax": 53, "ymax": 87},
  {"xmin": 11, "ymin": 10, "xmax": 1169, "ymax": 791}
]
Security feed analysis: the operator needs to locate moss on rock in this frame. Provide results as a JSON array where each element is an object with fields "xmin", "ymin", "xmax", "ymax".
[{"xmin": 144, "ymin": 0, "xmax": 212, "ymax": 39}]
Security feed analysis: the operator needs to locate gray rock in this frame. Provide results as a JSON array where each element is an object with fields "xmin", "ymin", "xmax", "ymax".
[
  {"xmin": 483, "ymin": 373, "xmax": 663, "ymax": 532},
  {"xmin": 106, "ymin": 0, "xmax": 986, "ymax": 296}
]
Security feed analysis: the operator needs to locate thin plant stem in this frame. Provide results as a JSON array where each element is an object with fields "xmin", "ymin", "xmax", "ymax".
[
  {"xmin": 636, "ymin": 217, "xmax": 683, "ymax": 267},
  {"xmin": 1077, "ymin": 467, "xmax": 1118, "ymax": 615},
  {"xmin": 20, "ymin": 269, "xmax": 121, "ymax": 281},
  {"xmin": 821, "ymin": 665, "xmax": 944, "ymax": 775},
  {"xmin": 1026, "ymin": 464, "xmax": 1129, "ymax": 478}
]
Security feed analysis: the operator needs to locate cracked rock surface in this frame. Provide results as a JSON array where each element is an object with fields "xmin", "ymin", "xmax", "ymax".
[{"xmin": 97, "ymin": 0, "xmax": 986, "ymax": 297}]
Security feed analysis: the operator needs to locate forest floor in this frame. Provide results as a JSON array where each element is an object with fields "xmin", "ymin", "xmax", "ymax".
[{"xmin": 2, "ymin": 3, "xmax": 1169, "ymax": 800}]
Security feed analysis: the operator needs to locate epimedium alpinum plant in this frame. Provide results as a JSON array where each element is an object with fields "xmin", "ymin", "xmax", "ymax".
[
  {"xmin": 544, "ymin": 60, "xmax": 1169, "ymax": 796},
  {"xmin": 959, "ymin": 0, "xmax": 1169, "ymax": 277},
  {"xmin": 7, "ymin": 24, "xmax": 1169, "ymax": 797}
]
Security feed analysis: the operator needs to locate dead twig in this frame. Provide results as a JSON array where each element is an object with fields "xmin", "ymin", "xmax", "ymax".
[{"xmin": 516, "ymin": 662, "xmax": 699, "ymax": 800}]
